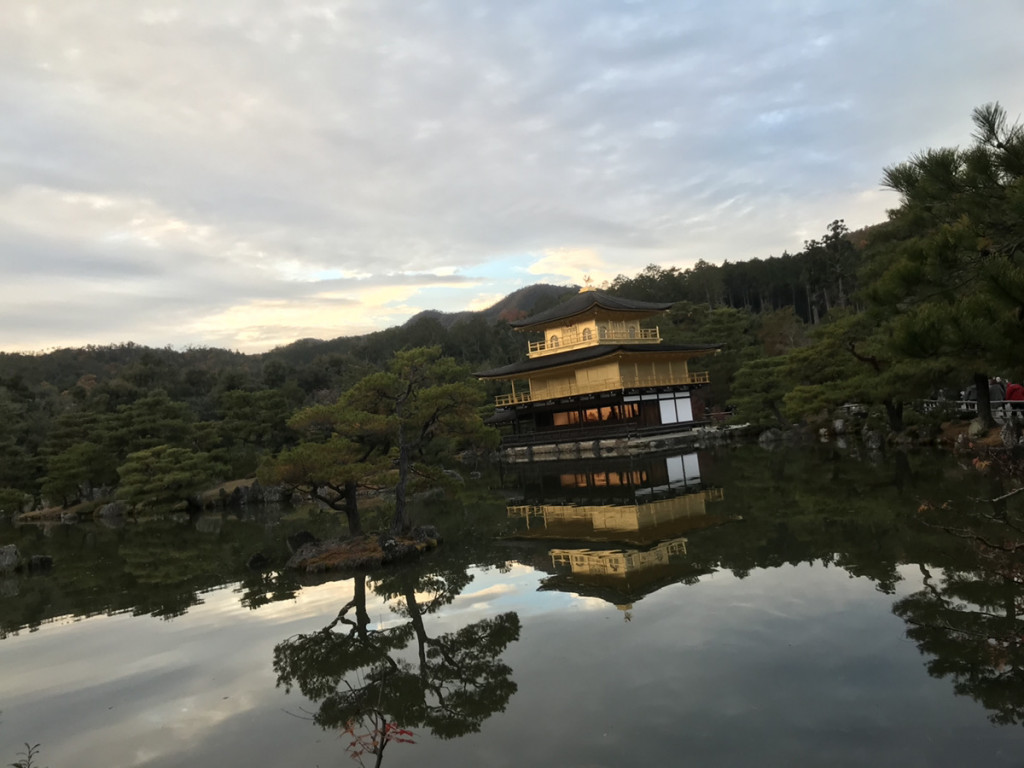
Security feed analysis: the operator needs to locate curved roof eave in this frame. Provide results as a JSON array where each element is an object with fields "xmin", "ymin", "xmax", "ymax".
[
  {"xmin": 509, "ymin": 291, "xmax": 674, "ymax": 330},
  {"xmin": 474, "ymin": 342, "xmax": 723, "ymax": 379}
]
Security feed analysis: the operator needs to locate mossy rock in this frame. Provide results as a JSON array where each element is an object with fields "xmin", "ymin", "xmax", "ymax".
[{"xmin": 286, "ymin": 527, "xmax": 441, "ymax": 573}]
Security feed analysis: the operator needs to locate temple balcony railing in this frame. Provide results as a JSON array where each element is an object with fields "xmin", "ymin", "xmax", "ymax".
[
  {"xmin": 494, "ymin": 370, "xmax": 710, "ymax": 406},
  {"xmin": 527, "ymin": 326, "xmax": 660, "ymax": 357}
]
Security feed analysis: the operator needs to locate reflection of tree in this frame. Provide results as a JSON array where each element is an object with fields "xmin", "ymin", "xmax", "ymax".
[
  {"xmin": 893, "ymin": 501, "xmax": 1024, "ymax": 725},
  {"xmin": 236, "ymin": 567, "xmax": 301, "ymax": 611},
  {"xmin": 274, "ymin": 574, "xmax": 414, "ymax": 765},
  {"xmin": 398, "ymin": 594, "xmax": 520, "ymax": 738},
  {"xmin": 683, "ymin": 444, "xmax": 946, "ymax": 593},
  {"xmin": 274, "ymin": 569, "xmax": 520, "ymax": 765},
  {"xmin": 0, "ymin": 514, "xmax": 297, "ymax": 636}
]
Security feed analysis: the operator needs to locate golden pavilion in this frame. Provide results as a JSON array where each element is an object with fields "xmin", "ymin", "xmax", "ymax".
[{"xmin": 475, "ymin": 288, "xmax": 721, "ymax": 447}]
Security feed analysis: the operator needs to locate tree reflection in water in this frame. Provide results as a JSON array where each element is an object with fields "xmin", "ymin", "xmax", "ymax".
[
  {"xmin": 274, "ymin": 565, "xmax": 520, "ymax": 766},
  {"xmin": 894, "ymin": 493, "xmax": 1024, "ymax": 725}
]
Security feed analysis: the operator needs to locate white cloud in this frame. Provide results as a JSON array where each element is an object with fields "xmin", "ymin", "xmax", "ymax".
[
  {"xmin": 527, "ymin": 247, "xmax": 619, "ymax": 286},
  {"xmin": 465, "ymin": 292, "xmax": 508, "ymax": 311},
  {"xmin": 2, "ymin": 0, "xmax": 1023, "ymax": 351}
]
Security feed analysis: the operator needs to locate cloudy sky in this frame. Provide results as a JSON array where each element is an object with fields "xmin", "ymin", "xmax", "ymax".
[{"xmin": 2, "ymin": 1, "xmax": 1022, "ymax": 353}]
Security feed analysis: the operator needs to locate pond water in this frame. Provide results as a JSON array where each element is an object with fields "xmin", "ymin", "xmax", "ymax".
[{"xmin": 2, "ymin": 444, "xmax": 1024, "ymax": 767}]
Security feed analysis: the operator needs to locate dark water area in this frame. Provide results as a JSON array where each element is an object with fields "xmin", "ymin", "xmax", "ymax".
[{"xmin": 2, "ymin": 444, "xmax": 1024, "ymax": 767}]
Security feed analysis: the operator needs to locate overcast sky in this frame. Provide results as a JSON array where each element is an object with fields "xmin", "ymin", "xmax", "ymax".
[{"xmin": 2, "ymin": 1, "xmax": 1023, "ymax": 354}]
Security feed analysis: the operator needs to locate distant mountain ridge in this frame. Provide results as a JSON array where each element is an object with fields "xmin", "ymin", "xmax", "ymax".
[
  {"xmin": 255, "ymin": 283, "xmax": 578, "ymax": 368},
  {"xmin": 402, "ymin": 283, "xmax": 577, "ymax": 330}
]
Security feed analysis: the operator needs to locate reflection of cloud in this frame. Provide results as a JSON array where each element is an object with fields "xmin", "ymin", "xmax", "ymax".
[
  {"xmin": 574, "ymin": 595, "xmax": 612, "ymax": 611},
  {"xmin": 454, "ymin": 583, "xmax": 519, "ymax": 608},
  {"xmin": 2, "ymin": 580, "xmax": 410, "ymax": 768},
  {"xmin": 231, "ymin": 578, "xmax": 394, "ymax": 624}
]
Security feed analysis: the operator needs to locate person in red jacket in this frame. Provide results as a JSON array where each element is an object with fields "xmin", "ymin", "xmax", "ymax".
[{"xmin": 1005, "ymin": 381, "xmax": 1024, "ymax": 410}]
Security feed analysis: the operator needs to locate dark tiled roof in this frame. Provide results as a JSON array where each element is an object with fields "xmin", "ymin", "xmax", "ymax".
[
  {"xmin": 474, "ymin": 342, "xmax": 722, "ymax": 379},
  {"xmin": 509, "ymin": 291, "xmax": 673, "ymax": 329}
]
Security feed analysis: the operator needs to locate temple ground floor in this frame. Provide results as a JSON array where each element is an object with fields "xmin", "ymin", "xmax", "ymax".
[{"xmin": 486, "ymin": 384, "xmax": 748, "ymax": 461}]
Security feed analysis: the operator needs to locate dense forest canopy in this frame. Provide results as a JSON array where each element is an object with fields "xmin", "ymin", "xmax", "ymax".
[{"xmin": 2, "ymin": 103, "xmax": 1022, "ymax": 514}]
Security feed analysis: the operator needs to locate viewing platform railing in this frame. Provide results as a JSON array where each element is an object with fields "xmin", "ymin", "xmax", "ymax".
[{"xmin": 918, "ymin": 399, "xmax": 1021, "ymax": 424}]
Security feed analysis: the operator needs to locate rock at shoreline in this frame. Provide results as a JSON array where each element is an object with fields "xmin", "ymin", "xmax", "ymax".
[
  {"xmin": 0, "ymin": 544, "xmax": 19, "ymax": 574},
  {"xmin": 247, "ymin": 552, "xmax": 271, "ymax": 571},
  {"xmin": 287, "ymin": 530, "xmax": 319, "ymax": 553},
  {"xmin": 97, "ymin": 501, "xmax": 128, "ymax": 519},
  {"xmin": 0, "ymin": 546, "xmax": 52, "ymax": 574},
  {"xmin": 862, "ymin": 428, "xmax": 884, "ymax": 451}
]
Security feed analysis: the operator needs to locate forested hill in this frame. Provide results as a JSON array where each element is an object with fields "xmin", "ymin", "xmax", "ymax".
[
  {"xmin": 0, "ymin": 226, "xmax": 867, "ymax": 514},
  {"xmin": 0, "ymin": 284, "xmax": 570, "ymax": 391},
  {"xmin": 0, "ymin": 214, "xmax": 866, "ymax": 395},
  {"xmin": 0, "ymin": 215, "xmax": 872, "ymax": 444},
  {"xmin": 4, "ymin": 101, "xmax": 1023, "ymax": 515},
  {"xmin": 240, "ymin": 282, "xmax": 580, "ymax": 375}
]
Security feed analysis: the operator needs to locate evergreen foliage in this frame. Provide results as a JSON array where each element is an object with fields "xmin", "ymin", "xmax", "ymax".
[
  {"xmin": 340, "ymin": 347, "xmax": 497, "ymax": 534},
  {"xmin": 116, "ymin": 444, "xmax": 227, "ymax": 513}
]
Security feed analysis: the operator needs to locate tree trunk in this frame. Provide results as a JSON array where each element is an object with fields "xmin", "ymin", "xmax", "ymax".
[
  {"xmin": 404, "ymin": 586, "xmax": 429, "ymax": 670},
  {"xmin": 391, "ymin": 414, "xmax": 411, "ymax": 535},
  {"xmin": 353, "ymin": 573, "xmax": 370, "ymax": 639},
  {"xmin": 344, "ymin": 480, "xmax": 362, "ymax": 536},
  {"xmin": 770, "ymin": 401, "xmax": 789, "ymax": 428},
  {"xmin": 975, "ymin": 372, "xmax": 995, "ymax": 430},
  {"xmin": 884, "ymin": 398, "xmax": 904, "ymax": 432}
]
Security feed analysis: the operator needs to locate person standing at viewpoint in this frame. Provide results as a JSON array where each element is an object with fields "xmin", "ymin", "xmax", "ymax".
[{"xmin": 1006, "ymin": 380, "xmax": 1024, "ymax": 411}]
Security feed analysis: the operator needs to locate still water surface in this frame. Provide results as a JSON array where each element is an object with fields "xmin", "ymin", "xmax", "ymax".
[{"xmin": 2, "ymin": 445, "xmax": 1024, "ymax": 767}]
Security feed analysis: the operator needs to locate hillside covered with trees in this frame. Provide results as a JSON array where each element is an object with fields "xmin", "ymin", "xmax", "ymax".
[{"xmin": 1, "ymin": 103, "xmax": 1022, "ymax": 516}]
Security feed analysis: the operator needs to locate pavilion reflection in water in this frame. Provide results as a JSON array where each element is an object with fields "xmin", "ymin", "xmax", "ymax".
[{"xmin": 506, "ymin": 451, "xmax": 728, "ymax": 609}]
